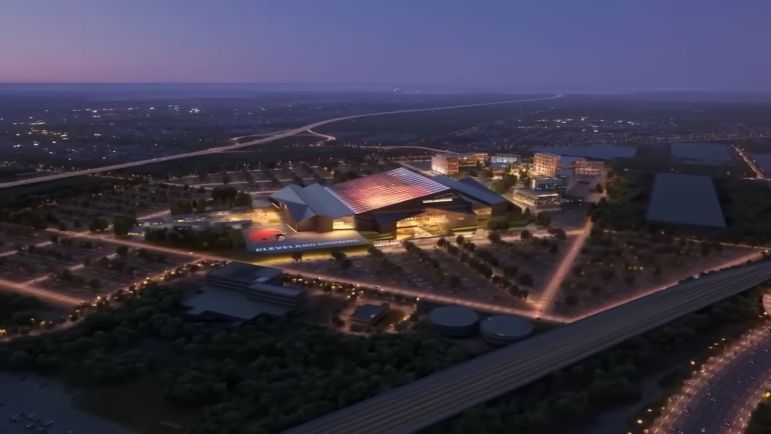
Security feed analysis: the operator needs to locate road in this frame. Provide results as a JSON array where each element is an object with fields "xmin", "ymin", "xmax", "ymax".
[
  {"xmin": 534, "ymin": 219, "xmax": 592, "ymax": 316},
  {"xmin": 283, "ymin": 260, "xmax": 771, "ymax": 434},
  {"xmin": 0, "ymin": 275, "xmax": 83, "ymax": 306},
  {"xmin": 281, "ymin": 266, "xmax": 551, "ymax": 321},
  {"xmin": 0, "ymin": 94, "xmax": 563, "ymax": 189},
  {"xmin": 732, "ymin": 144, "xmax": 768, "ymax": 180},
  {"xmin": 650, "ymin": 323, "xmax": 771, "ymax": 434},
  {"xmin": 27, "ymin": 227, "xmax": 761, "ymax": 322}
]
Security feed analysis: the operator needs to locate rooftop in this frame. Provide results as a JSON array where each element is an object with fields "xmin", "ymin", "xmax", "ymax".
[
  {"xmin": 248, "ymin": 282, "xmax": 305, "ymax": 299},
  {"xmin": 270, "ymin": 183, "xmax": 352, "ymax": 221},
  {"xmin": 515, "ymin": 188, "xmax": 561, "ymax": 197},
  {"xmin": 351, "ymin": 303, "xmax": 389, "ymax": 323},
  {"xmin": 207, "ymin": 262, "xmax": 283, "ymax": 285},
  {"xmin": 480, "ymin": 315, "xmax": 534, "ymax": 338},
  {"xmin": 428, "ymin": 305, "xmax": 480, "ymax": 328},
  {"xmin": 646, "ymin": 173, "xmax": 726, "ymax": 228},
  {"xmin": 327, "ymin": 168, "xmax": 450, "ymax": 214},
  {"xmin": 184, "ymin": 286, "xmax": 292, "ymax": 320},
  {"xmin": 432, "ymin": 176, "xmax": 507, "ymax": 206}
]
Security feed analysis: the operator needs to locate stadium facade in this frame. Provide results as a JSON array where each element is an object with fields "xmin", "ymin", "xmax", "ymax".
[{"xmin": 270, "ymin": 167, "xmax": 509, "ymax": 236}]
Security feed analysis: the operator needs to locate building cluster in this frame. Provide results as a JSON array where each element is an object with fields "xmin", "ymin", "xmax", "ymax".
[
  {"xmin": 271, "ymin": 167, "xmax": 510, "ymax": 237},
  {"xmin": 130, "ymin": 212, "xmax": 252, "ymax": 236},
  {"xmin": 532, "ymin": 152, "xmax": 605, "ymax": 178},
  {"xmin": 512, "ymin": 153, "xmax": 606, "ymax": 211},
  {"xmin": 431, "ymin": 152, "xmax": 522, "ymax": 176},
  {"xmin": 431, "ymin": 152, "xmax": 491, "ymax": 175}
]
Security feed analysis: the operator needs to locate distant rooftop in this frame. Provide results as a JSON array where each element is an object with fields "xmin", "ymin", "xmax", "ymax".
[{"xmin": 646, "ymin": 173, "xmax": 726, "ymax": 228}]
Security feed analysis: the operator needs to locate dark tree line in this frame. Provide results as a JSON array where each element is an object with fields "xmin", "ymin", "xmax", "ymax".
[{"xmin": 0, "ymin": 283, "xmax": 471, "ymax": 434}]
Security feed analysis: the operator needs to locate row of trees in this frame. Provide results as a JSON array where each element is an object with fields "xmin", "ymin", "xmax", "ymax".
[
  {"xmin": 0, "ymin": 292, "xmax": 47, "ymax": 330},
  {"xmin": 0, "ymin": 281, "xmax": 472, "ymax": 434},
  {"xmin": 169, "ymin": 186, "xmax": 253, "ymax": 215},
  {"xmin": 366, "ymin": 245, "xmax": 402, "ymax": 276},
  {"xmin": 146, "ymin": 227, "xmax": 245, "ymax": 251},
  {"xmin": 487, "ymin": 210, "xmax": 532, "ymax": 231},
  {"xmin": 330, "ymin": 249, "xmax": 353, "ymax": 272},
  {"xmin": 747, "ymin": 399, "xmax": 771, "ymax": 434},
  {"xmin": 402, "ymin": 241, "xmax": 462, "ymax": 289},
  {"xmin": 437, "ymin": 236, "xmax": 529, "ymax": 299}
]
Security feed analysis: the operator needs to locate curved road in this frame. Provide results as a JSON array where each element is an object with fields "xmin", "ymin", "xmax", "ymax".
[
  {"xmin": 650, "ymin": 323, "xmax": 771, "ymax": 434},
  {"xmin": 0, "ymin": 94, "xmax": 563, "ymax": 189},
  {"xmin": 283, "ymin": 261, "xmax": 771, "ymax": 434}
]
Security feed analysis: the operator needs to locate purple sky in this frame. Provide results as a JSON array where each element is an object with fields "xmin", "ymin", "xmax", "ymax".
[{"xmin": 2, "ymin": 0, "xmax": 770, "ymax": 91}]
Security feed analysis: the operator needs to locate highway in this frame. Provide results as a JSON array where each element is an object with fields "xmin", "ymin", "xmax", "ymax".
[
  {"xmin": 732, "ymin": 144, "xmax": 768, "ymax": 180},
  {"xmin": 0, "ymin": 94, "xmax": 562, "ymax": 189},
  {"xmin": 650, "ymin": 323, "xmax": 771, "ymax": 434},
  {"xmin": 283, "ymin": 260, "xmax": 771, "ymax": 434}
]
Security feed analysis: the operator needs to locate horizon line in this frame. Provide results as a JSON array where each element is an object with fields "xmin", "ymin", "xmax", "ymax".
[{"xmin": 0, "ymin": 81, "xmax": 770, "ymax": 93}]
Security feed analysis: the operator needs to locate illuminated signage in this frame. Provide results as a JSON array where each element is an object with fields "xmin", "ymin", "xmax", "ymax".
[
  {"xmin": 252, "ymin": 238, "xmax": 365, "ymax": 253},
  {"xmin": 422, "ymin": 198, "xmax": 453, "ymax": 204}
]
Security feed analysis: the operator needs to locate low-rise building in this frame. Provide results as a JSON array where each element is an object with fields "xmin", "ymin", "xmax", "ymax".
[
  {"xmin": 573, "ymin": 159, "xmax": 605, "ymax": 177},
  {"xmin": 512, "ymin": 188, "xmax": 561, "ymax": 208},
  {"xmin": 490, "ymin": 153, "xmax": 520, "ymax": 171},
  {"xmin": 431, "ymin": 153, "xmax": 489, "ymax": 175},
  {"xmin": 350, "ymin": 303, "xmax": 390, "ymax": 327},
  {"xmin": 530, "ymin": 176, "xmax": 567, "ymax": 193},
  {"xmin": 184, "ymin": 262, "xmax": 305, "ymax": 321},
  {"xmin": 207, "ymin": 262, "xmax": 284, "ymax": 287}
]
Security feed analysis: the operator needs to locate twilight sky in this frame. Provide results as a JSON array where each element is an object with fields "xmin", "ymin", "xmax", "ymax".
[{"xmin": 2, "ymin": 0, "xmax": 770, "ymax": 91}]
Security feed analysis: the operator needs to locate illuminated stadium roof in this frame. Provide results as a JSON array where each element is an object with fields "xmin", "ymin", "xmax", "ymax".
[
  {"xmin": 272, "ymin": 168, "xmax": 488, "ymax": 221},
  {"xmin": 327, "ymin": 167, "xmax": 450, "ymax": 214}
]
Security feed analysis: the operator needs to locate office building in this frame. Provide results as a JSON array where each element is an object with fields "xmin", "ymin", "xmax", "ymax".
[
  {"xmin": 573, "ymin": 159, "xmax": 605, "ymax": 177},
  {"xmin": 532, "ymin": 153, "xmax": 561, "ymax": 177},
  {"xmin": 431, "ymin": 153, "xmax": 488, "ymax": 175}
]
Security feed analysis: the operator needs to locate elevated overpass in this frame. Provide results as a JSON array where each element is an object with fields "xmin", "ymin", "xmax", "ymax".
[{"xmin": 285, "ymin": 260, "xmax": 771, "ymax": 434}]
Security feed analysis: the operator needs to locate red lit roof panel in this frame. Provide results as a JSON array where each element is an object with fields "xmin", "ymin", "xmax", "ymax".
[{"xmin": 327, "ymin": 168, "xmax": 450, "ymax": 214}]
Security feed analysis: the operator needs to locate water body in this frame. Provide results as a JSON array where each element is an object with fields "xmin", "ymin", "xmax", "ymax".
[
  {"xmin": 670, "ymin": 142, "xmax": 735, "ymax": 165},
  {"xmin": 532, "ymin": 144, "xmax": 636, "ymax": 160},
  {"xmin": 0, "ymin": 372, "xmax": 132, "ymax": 434}
]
